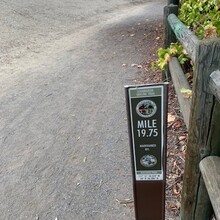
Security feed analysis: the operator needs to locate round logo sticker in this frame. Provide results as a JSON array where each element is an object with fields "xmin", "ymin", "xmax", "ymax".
[
  {"xmin": 140, "ymin": 155, "xmax": 157, "ymax": 168},
  {"xmin": 136, "ymin": 100, "xmax": 157, "ymax": 118}
]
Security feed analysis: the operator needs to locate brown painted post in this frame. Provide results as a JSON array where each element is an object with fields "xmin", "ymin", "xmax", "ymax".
[
  {"xmin": 125, "ymin": 84, "xmax": 168, "ymax": 220},
  {"xmin": 180, "ymin": 39, "xmax": 220, "ymax": 220}
]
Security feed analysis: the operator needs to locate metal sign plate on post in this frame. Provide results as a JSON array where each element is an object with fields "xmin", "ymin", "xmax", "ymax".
[{"xmin": 125, "ymin": 83, "xmax": 168, "ymax": 220}]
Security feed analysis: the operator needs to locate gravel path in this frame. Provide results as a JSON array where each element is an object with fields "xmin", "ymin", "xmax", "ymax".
[{"xmin": 0, "ymin": 1, "xmax": 165, "ymax": 219}]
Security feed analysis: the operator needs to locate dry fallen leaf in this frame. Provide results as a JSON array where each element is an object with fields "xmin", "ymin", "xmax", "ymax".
[
  {"xmin": 176, "ymin": 201, "xmax": 181, "ymax": 209},
  {"xmin": 131, "ymin": 63, "xmax": 138, "ymax": 67},
  {"xmin": 173, "ymin": 185, "xmax": 180, "ymax": 195},
  {"xmin": 167, "ymin": 203, "xmax": 177, "ymax": 211},
  {"xmin": 168, "ymin": 113, "xmax": 176, "ymax": 123},
  {"xmin": 116, "ymin": 198, "xmax": 134, "ymax": 205},
  {"xmin": 185, "ymin": 72, "xmax": 192, "ymax": 80},
  {"xmin": 174, "ymin": 120, "xmax": 182, "ymax": 128},
  {"xmin": 178, "ymin": 136, "xmax": 186, "ymax": 141},
  {"xmin": 181, "ymin": 145, "xmax": 186, "ymax": 152}
]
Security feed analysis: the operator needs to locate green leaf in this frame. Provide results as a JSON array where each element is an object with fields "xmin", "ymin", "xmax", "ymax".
[{"xmin": 180, "ymin": 88, "xmax": 192, "ymax": 98}]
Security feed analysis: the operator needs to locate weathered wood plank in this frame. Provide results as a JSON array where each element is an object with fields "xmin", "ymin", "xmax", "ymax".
[
  {"xmin": 169, "ymin": 57, "xmax": 191, "ymax": 129},
  {"xmin": 200, "ymin": 156, "xmax": 220, "ymax": 220},
  {"xmin": 168, "ymin": 14, "xmax": 199, "ymax": 62},
  {"xmin": 207, "ymin": 101, "xmax": 220, "ymax": 156},
  {"xmin": 195, "ymin": 92, "xmax": 220, "ymax": 220},
  {"xmin": 181, "ymin": 39, "xmax": 220, "ymax": 220},
  {"xmin": 210, "ymin": 70, "xmax": 220, "ymax": 102}
]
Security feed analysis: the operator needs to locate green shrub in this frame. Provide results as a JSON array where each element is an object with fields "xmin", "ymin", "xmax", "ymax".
[
  {"xmin": 179, "ymin": 0, "xmax": 220, "ymax": 39},
  {"xmin": 154, "ymin": 0, "xmax": 220, "ymax": 71},
  {"xmin": 152, "ymin": 43, "xmax": 189, "ymax": 70}
]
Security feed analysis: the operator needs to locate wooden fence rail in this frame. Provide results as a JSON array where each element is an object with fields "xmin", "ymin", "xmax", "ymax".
[
  {"xmin": 200, "ymin": 156, "xmax": 220, "ymax": 220},
  {"xmin": 168, "ymin": 14, "xmax": 199, "ymax": 62},
  {"xmin": 169, "ymin": 57, "xmax": 191, "ymax": 128},
  {"xmin": 210, "ymin": 70, "xmax": 220, "ymax": 102},
  {"xmin": 164, "ymin": 4, "xmax": 220, "ymax": 219}
]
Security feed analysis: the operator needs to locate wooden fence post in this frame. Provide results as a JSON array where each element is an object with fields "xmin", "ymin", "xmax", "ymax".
[
  {"xmin": 163, "ymin": 5, "xmax": 179, "ymax": 81},
  {"xmin": 164, "ymin": 6, "xmax": 178, "ymax": 50},
  {"xmin": 180, "ymin": 39, "xmax": 220, "ymax": 220},
  {"xmin": 168, "ymin": 0, "xmax": 179, "ymax": 5}
]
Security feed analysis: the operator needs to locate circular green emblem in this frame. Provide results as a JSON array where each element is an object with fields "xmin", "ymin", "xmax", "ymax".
[{"xmin": 136, "ymin": 100, "xmax": 157, "ymax": 118}]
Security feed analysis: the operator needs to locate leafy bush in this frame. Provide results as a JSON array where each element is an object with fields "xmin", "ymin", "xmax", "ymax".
[
  {"xmin": 154, "ymin": 0, "xmax": 220, "ymax": 70},
  {"xmin": 179, "ymin": 0, "xmax": 220, "ymax": 39},
  {"xmin": 152, "ymin": 43, "xmax": 190, "ymax": 70}
]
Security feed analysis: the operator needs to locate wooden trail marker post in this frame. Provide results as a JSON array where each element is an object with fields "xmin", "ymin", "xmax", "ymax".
[{"xmin": 125, "ymin": 84, "xmax": 168, "ymax": 220}]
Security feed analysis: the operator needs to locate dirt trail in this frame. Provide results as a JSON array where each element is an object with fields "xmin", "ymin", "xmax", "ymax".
[{"xmin": 0, "ymin": 1, "xmax": 165, "ymax": 219}]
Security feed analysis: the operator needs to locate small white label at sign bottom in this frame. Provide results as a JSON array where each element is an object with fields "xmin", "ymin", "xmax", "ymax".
[{"xmin": 136, "ymin": 173, "xmax": 163, "ymax": 181}]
